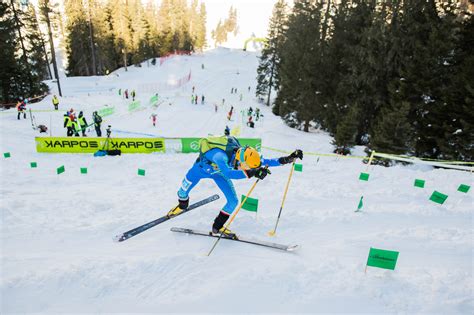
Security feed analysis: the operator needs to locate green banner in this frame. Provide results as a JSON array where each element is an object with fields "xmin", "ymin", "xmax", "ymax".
[
  {"xmin": 359, "ymin": 172, "xmax": 370, "ymax": 181},
  {"xmin": 366, "ymin": 247, "xmax": 399, "ymax": 270},
  {"xmin": 241, "ymin": 195, "xmax": 258, "ymax": 212},
  {"xmin": 128, "ymin": 100, "xmax": 141, "ymax": 112},
  {"xmin": 98, "ymin": 106, "xmax": 115, "ymax": 117},
  {"xmin": 180, "ymin": 137, "xmax": 262, "ymax": 153},
  {"xmin": 429, "ymin": 191, "xmax": 448, "ymax": 205},
  {"xmin": 149, "ymin": 95, "xmax": 158, "ymax": 106},
  {"xmin": 414, "ymin": 179, "xmax": 425, "ymax": 188},
  {"xmin": 35, "ymin": 137, "xmax": 165, "ymax": 154},
  {"xmin": 457, "ymin": 184, "xmax": 470, "ymax": 193}
]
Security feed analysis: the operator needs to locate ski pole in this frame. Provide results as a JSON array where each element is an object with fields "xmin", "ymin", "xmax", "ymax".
[
  {"xmin": 268, "ymin": 161, "xmax": 295, "ymax": 236},
  {"xmin": 207, "ymin": 166, "xmax": 267, "ymax": 256}
]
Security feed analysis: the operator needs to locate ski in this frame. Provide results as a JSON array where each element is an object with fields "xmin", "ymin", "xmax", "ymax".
[
  {"xmin": 114, "ymin": 194, "xmax": 220, "ymax": 242},
  {"xmin": 170, "ymin": 227, "xmax": 299, "ymax": 252}
]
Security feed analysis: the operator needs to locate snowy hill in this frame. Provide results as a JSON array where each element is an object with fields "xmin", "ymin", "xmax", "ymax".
[{"xmin": 1, "ymin": 48, "xmax": 472, "ymax": 314}]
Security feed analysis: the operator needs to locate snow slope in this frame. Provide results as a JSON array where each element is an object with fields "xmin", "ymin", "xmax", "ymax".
[{"xmin": 1, "ymin": 48, "xmax": 472, "ymax": 314}]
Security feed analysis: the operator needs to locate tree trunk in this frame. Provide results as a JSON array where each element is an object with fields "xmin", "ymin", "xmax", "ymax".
[
  {"xmin": 42, "ymin": 0, "xmax": 62, "ymax": 96},
  {"xmin": 304, "ymin": 120, "xmax": 310, "ymax": 132}
]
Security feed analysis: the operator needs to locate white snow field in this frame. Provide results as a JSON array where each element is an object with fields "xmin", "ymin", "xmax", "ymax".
[{"xmin": 1, "ymin": 48, "xmax": 472, "ymax": 314}]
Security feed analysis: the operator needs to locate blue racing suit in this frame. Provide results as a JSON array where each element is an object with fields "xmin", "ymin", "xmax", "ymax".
[{"xmin": 177, "ymin": 148, "xmax": 281, "ymax": 215}]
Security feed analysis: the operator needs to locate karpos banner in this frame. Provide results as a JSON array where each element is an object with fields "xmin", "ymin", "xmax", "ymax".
[{"xmin": 35, "ymin": 137, "xmax": 165, "ymax": 154}]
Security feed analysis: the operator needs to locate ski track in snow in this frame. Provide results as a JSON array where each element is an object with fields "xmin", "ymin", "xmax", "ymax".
[{"xmin": 1, "ymin": 48, "xmax": 473, "ymax": 314}]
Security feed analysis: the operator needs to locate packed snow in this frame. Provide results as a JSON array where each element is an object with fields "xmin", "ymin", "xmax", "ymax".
[{"xmin": 1, "ymin": 48, "xmax": 472, "ymax": 314}]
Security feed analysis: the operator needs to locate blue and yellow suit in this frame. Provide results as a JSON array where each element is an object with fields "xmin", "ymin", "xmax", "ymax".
[{"xmin": 177, "ymin": 148, "xmax": 281, "ymax": 215}]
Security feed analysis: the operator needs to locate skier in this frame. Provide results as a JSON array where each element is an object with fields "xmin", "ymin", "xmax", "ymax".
[
  {"xmin": 224, "ymin": 126, "xmax": 230, "ymax": 136},
  {"xmin": 169, "ymin": 135, "xmax": 303, "ymax": 236},
  {"xmin": 52, "ymin": 95, "xmax": 59, "ymax": 110},
  {"xmin": 248, "ymin": 106, "xmax": 253, "ymax": 116},
  {"xmin": 93, "ymin": 111, "xmax": 102, "ymax": 137},
  {"xmin": 255, "ymin": 108, "xmax": 261, "ymax": 121},
  {"xmin": 248, "ymin": 86, "xmax": 251, "ymax": 92},
  {"xmin": 214, "ymin": 103, "xmax": 218, "ymax": 113},
  {"xmin": 201, "ymin": 95, "xmax": 205, "ymax": 104},
  {"xmin": 247, "ymin": 115, "xmax": 255, "ymax": 128},
  {"xmin": 195, "ymin": 94, "xmax": 198, "ymax": 105},
  {"xmin": 78, "ymin": 111, "xmax": 88, "ymax": 136},
  {"xmin": 227, "ymin": 106, "xmax": 234, "ymax": 121},
  {"xmin": 64, "ymin": 112, "xmax": 73, "ymax": 136},
  {"xmin": 150, "ymin": 113, "xmax": 157, "ymax": 126},
  {"xmin": 16, "ymin": 99, "xmax": 27, "ymax": 120},
  {"xmin": 191, "ymin": 95, "xmax": 195, "ymax": 104},
  {"xmin": 131, "ymin": 90, "xmax": 136, "ymax": 101},
  {"xmin": 231, "ymin": 87, "xmax": 234, "ymax": 94},
  {"xmin": 192, "ymin": 86, "xmax": 195, "ymax": 93},
  {"xmin": 124, "ymin": 89, "xmax": 129, "ymax": 99},
  {"xmin": 239, "ymin": 94, "xmax": 243, "ymax": 101}
]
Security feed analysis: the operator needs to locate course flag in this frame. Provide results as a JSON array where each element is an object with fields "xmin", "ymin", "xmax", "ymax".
[
  {"xmin": 294, "ymin": 163, "xmax": 303, "ymax": 172},
  {"xmin": 457, "ymin": 184, "xmax": 470, "ymax": 193},
  {"xmin": 359, "ymin": 172, "xmax": 370, "ymax": 181},
  {"xmin": 57, "ymin": 165, "xmax": 65, "ymax": 174},
  {"xmin": 80, "ymin": 167, "xmax": 88, "ymax": 174},
  {"xmin": 355, "ymin": 196, "xmax": 363, "ymax": 212},
  {"xmin": 241, "ymin": 195, "xmax": 258, "ymax": 212},
  {"xmin": 429, "ymin": 191, "xmax": 448, "ymax": 205},
  {"xmin": 138, "ymin": 169, "xmax": 146, "ymax": 176},
  {"xmin": 30, "ymin": 162, "xmax": 37, "ymax": 168},
  {"xmin": 366, "ymin": 247, "xmax": 399, "ymax": 271},
  {"xmin": 414, "ymin": 179, "xmax": 425, "ymax": 188}
]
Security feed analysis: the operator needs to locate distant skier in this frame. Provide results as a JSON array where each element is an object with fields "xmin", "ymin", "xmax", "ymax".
[
  {"xmin": 169, "ymin": 135, "xmax": 303, "ymax": 236},
  {"xmin": 52, "ymin": 95, "xmax": 59, "ymax": 110},
  {"xmin": 214, "ymin": 103, "xmax": 218, "ymax": 113},
  {"xmin": 231, "ymin": 87, "xmax": 234, "ymax": 94},
  {"xmin": 64, "ymin": 112, "xmax": 72, "ymax": 136},
  {"xmin": 191, "ymin": 95, "xmax": 195, "ymax": 104},
  {"xmin": 201, "ymin": 95, "xmax": 205, "ymax": 104},
  {"xmin": 227, "ymin": 106, "xmax": 234, "ymax": 121},
  {"xmin": 150, "ymin": 113, "xmax": 157, "ymax": 127},
  {"xmin": 248, "ymin": 107, "xmax": 253, "ymax": 116},
  {"xmin": 248, "ymin": 86, "xmax": 251, "ymax": 92},
  {"xmin": 195, "ymin": 94, "xmax": 198, "ymax": 105},
  {"xmin": 255, "ymin": 108, "xmax": 261, "ymax": 121},
  {"xmin": 93, "ymin": 111, "xmax": 102, "ymax": 137},
  {"xmin": 224, "ymin": 126, "xmax": 230, "ymax": 136},
  {"xmin": 131, "ymin": 90, "xmax": 136, "ymax": 101},
  {"xmin": 192, "ymin": 86, "xmax": 195, "ymax": 93},
  {"xmin": 71, "ymin": 115, "xmax": 80, "ymax": 137},
  {"xmin": 247, "ymin": 115, "xmax": 255, "ymax": 128},
  {"xmin": 78, "ymin": 111, "xmax": 88, "ymax": 136},
  {"xmin": 124, "ymin": 89, "xmax": 129, "ymax": 99},
  {"xmin": 239, "ymin": 93, "xmax": 243, "ymax": 101},
  {"xmin": 16, "ymin": 99, "xmax": 27, "ymax": 120}
]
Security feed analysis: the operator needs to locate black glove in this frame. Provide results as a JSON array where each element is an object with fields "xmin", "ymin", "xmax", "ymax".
[
  {"xmin": 178, "ymin": 197, "xmax": 189, "ymax": 209},
  {"xmin": 278, "ymin": 149, "xmax": 304, "ymax": 164},
  {"xmin": 246, "ymin": 167, "xmax": 271, "ymax": 180}
]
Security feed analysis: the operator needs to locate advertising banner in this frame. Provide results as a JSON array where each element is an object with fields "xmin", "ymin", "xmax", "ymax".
[
  {"xmin": 180, "ymin": 138, "xmax": 262, "ymax": 153},
  {"xmin": 98, "ymin": 106, "xmax": 115, "ymax": 117},
  {"xmin": 128, "ymin": 101, "xmax": 141, "ymax": 112},
  {"xmin": 35, "ymin": 137, "xmax": 166, "ymax": 154},
  {"xmin": 35, "ymin": 137, "xmax": 260, "ymax": 154}
]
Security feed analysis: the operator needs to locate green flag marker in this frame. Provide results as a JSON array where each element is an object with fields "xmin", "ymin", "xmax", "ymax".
[
  {"xmin": 138, "ymin": 169, "xmax": 146, "ymax": 176},
  {"xmin": 294, "ymin": 163, "xmax": 303, "ymax": 172},
  {"xmin": 80, "ymin": 167, "xmax": 88, "ymax": 174},
  {"xmin": 359, "ymin": 172, "xmax": 370, "ymax": 181},
  {"xmin": 57, "ymin": 165, "xmax": 65, "ymax": 174},
  {"xmin": 4, "ymin": 152, "xmax": 11, "ymax": 158},
  {"xmin": 429, "ymin": 191, "xmax": 448, "ymax": 205},
  {"xmin": 241, "ymin": 195, "xmax": 258, "ymax": 212},
  {"xmin": 30, "ymin": 162, "xmax": 37, "ymax": 168},
  {"xmin": 414, "ymin": 179, "xmax": 425, "ymax": 188},
  {"xmin": 355, "ymin": 196, "xmax": 363, "ymax": 212},
  {"xmin": 457, "ymin": 184, "xmax": 470, "ymax": 193},
  {"xmin": 366, "ymin": 247, "xmax": 399, "ymax": 270}
]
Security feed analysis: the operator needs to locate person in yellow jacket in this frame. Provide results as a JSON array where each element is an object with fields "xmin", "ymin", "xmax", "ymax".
[
  {"xmin": 78, "ymin": 111, "xmax": 88, "ymax": 136},
  {"xmin": 64, "ymin": 112, "xmax": 72, "ymax": 137},
  {"xmin": 52, "ymin": 95, "xmax": 59, "ymax": 110}
]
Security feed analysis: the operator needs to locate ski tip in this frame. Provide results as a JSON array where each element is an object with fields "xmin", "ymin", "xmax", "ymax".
[
  {"xmin": 286, "ymin": 244, "xmax": 299, "ymax": 252},
  {"xmin": 113, "ymin": 234, "xmax": 124, "ymax": 242}
]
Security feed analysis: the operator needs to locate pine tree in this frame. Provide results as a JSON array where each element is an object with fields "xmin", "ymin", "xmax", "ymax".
[
  {"xmin": 24, "ymin": 4, "xmax": 50, "ymax": 81},
  {"xmin": 256, "ymin": 0, "xmax": 288, "ymax": 110}
]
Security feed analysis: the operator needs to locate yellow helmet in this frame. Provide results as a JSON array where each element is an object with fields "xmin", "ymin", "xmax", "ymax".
[{"xmin": 235, "ymin": 146, "xmax": 261, "ymax": 170}]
